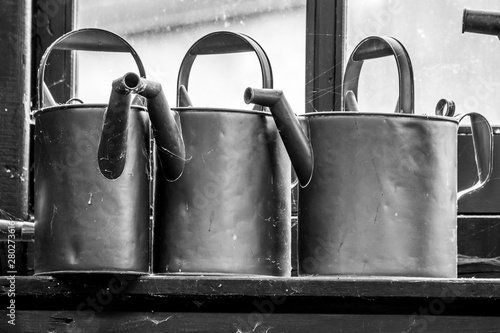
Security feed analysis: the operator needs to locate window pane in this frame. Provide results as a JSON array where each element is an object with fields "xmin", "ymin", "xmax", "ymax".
[
  {"xmin": 76, "ymin": 0, "xmax": 306, "ymax": 112},
  {"xmin": 347, "ymin": 0, "xmax": 500, "ymax": 124}
]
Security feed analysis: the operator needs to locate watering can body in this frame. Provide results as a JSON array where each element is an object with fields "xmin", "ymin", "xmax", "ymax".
[
  {"xmin": 297, "ymin": 112, "xmax": 461, "ymax": 277},
  {"xmin": 33, "ymin": 29, "xmax": 152, "ymax": 274},
  {"xmin": 154, "ymin": 108, "xmax": 291, "ymax": 275},
  {"xmin": 152, "ymin": 32, "xmax": 291, "ymax": 276},
  {"xmin": 34, "ymin": 104, "xmax": 151, "ymax": 274},
  {"xmin": 248, "ymin": 36, "xmax": 493, "ymax": 278}
]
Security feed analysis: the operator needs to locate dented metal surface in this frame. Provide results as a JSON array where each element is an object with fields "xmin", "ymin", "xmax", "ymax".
[
  {"xmin": 299, "ymin": 37, "xmax": 493, "ymax": 278},
  {"xmin": 34, "ymin": 104, "xmax": 151, "ymax": 274},
  {"xmin": 154, "ymin": 108, "xmax": 291, "ymax": 276},
  {"xmin": 299, "ymin": 113, "xmax": 459, "ymax": 277},
  {"xmin": 33, "ymin": 28, "xmax": 152, "ymax": 274},
  {"xmin": 296, "ymin": 111, "xmax": 492, "ymax": 278},
  {"xmin": 251, "ymin": 36, "xmax": 493, "ymax": 278},
  {"xmin": 153, "ymin": 32, "xmax": 291, "ymax": 276}
]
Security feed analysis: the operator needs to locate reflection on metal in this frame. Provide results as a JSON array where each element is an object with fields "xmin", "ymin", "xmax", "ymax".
[
  {"xmin": 251, "ymin": 36, "xmax": 494, "ymax": 278},
  {"xmin": 34, "ymin": 29, "xmax": 151, "ymax": 275},
  {"xmin": 343, "ymin": 90, "xmax": 359, "ymax": 111},
  {"xmin": 153, "ymin": 32, "xmax": 292, "ymax": 276},
  {"xmin": 178, "ymin": 85, "xmax": 193, "ymax": 107}
]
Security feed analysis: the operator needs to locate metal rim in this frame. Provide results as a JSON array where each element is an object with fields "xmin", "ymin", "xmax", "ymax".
[
  {"xmin": 300, "ymin": 111, "xmax": 459, "ymax": 123},
  {"xmin": 33, "ymin": 103, "xmax": 148, "ymax": 117},
  {"xmin": 172, "ymin": 106, "xmax": 272, "ymax": 116}
]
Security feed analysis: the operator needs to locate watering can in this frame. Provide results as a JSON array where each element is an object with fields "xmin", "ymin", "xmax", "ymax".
[
  {"xmin": 150, "ymin": 31, "xmax": 295, "ymax": 276},
  {"xmin": 246, "ymin": 36, "xmax": 494, "ymax": 278},
  {"xmin": 458, "ymin": 8, "xmax": 500, "ymax": 215},
  {"xmin": 33, "ymin": 28, "xmax": 184, "ymax": 274}
]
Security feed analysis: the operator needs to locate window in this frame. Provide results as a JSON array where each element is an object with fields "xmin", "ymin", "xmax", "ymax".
[
  {"xmin": 347, "ymin": 0, "xmax": 500, "ymax": 124},
  {"xmin": 76, "ymin": 0, "xmax": 306, "ymax": 112}
]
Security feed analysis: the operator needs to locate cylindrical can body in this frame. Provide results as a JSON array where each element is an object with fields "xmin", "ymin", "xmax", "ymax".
[
  {"xmin": 298, "ymin": 113, "xmax": 458, "ymax": 278},
  {"xmin": 34, "ymin": 104, "xmax": 151, "ymax": 274},
  {"xmin": 153, "ymin": 108, "xmax": 291, "ymax": 276}
]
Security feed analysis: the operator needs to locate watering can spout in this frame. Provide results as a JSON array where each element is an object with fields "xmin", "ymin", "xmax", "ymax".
[
  {"xmin": 99, "ymin": 73, "xmax": 185, "ymax": 180},
  {"xmin": 127, "ymin": 73, "xmax": 186, "ymax": 180},
  {"xmin": 244, "ymin": 87, "xmax": 313, "ymax": 186},
  {"xmin": 463, "ymin": 8, "xmax": 500, "ymax": 37},
  {"xmin": 98, "ymin": 74, "xmax": 135, "ymax": 179}
]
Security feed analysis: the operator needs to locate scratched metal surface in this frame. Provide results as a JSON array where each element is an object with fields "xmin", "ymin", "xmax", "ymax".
[
  {"xmin": 297, "ymin": 113, "xmax": 458, "ymax": 278},
  {"xmin": 153, "ymin": 109, "xmax": 291, "ymax": 276},
  {"xmin": 33, "ymin": 105, "xmax": 151, "ymax": 274}
]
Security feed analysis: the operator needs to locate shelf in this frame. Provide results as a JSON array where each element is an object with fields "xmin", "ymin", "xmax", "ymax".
[
  {"xmin": 2, "ymin": 275, "xmax": 500, "ymax": 332},
  {"xmin": 3, "ymin": 275, "xmax": 500, "ymax": 299}
]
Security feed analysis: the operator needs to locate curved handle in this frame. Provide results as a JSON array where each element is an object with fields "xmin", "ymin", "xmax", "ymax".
[
  {"xmin": 343, "ymin": 36, "xmax": 414, "ymax": 114},
  {"xmin": 456, "ymin": 112, "xmax": 494, "ymax": 201},
  {"xmin": 176, "ymin": 31, "xmax": 273, "ymax": 107},
  {"xmin": 344, "ymin": 90, "xmax": 360, "ymax": 111},
  {"xmin": 435, "ymin": 98, "xmax": 455, "ymax": 117},
  {"xmin": 37, "ymin": 28, "xmax": 146, "ymax": 108}
]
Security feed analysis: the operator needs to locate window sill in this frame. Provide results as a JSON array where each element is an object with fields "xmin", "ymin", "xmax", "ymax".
[{"xmin": 3, "ymin": 274, "xmax": 500, "ymax": 299}]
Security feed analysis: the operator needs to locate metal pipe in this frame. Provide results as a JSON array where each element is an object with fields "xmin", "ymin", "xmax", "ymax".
[
  {"xmin": 244, "ymin": 87, "xmax": 313, "ymax": 187},
  {"xmin": 0, "ymin": 220, "xmax": 34, "ymax": 242},
  {"xmin": 97, "ymin": 74, "xmax": 134, "ymax": 179},
  {"xmin": 124, "ymin": 72, "xmax": 186, "ymax": 181},
  {"xmin": 463, "ymin": 8, "xmax": 500, "ymax": 36}
]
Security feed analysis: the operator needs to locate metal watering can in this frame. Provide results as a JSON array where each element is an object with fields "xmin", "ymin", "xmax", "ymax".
[
  {"xmin": 458, "ymin": 8, "xmax": 500, "ymax": 214},
  {"xmin": 33, "ymin": 28, "xmax": 184, "ymax": 274},
  {"xmin": 151, "ymin": 31, "xmax": 295, "ymax": 276},
  {"xmin": 247, "ymin": 36, "xmax": 494, "ymax": 278}
]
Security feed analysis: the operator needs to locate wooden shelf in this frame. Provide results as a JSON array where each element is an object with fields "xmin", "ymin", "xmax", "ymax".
[
  {"xmin": 3, "ymin": 275, "xmax": 500, "ymax": 299},
  {"xmin": 2, "ymin": 275, "xmax": 500, "ymax": 332}
]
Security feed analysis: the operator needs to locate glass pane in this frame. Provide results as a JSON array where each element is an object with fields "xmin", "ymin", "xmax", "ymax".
[
  {"xmin": 347, "ymin": 0, "xmax": 500, "ymax": 124},
  {"xmin": 76, "ymin": 0, "xmax": 306, "ymax": 112}
]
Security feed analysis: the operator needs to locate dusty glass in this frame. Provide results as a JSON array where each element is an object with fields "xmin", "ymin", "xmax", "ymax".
[
  {"xmin": 347, "ymin": 0, "xmax": 500, "ymax": 124},
  {"xmin": 76, "ymin": 0, "xmax": 306, "ymax": 112}
]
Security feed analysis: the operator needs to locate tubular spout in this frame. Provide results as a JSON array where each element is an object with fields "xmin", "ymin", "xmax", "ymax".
[
  {"xmin": 125, "ymin": 73, "xmax": 186, "ymax": 180},
  {"xmin": 0, "ymin": 220, "xmax": 34, "ymax": 242},
  {"xmin": 244, "ymin": 87, "xmax": 313, "ymax": 187},
  {"xmin": 98, "ymin": 74, "xmax": 135, "ymax": 179},
  {"xmin": 463, "ymin": 8, "xmax": 500, "ymax": 36}
]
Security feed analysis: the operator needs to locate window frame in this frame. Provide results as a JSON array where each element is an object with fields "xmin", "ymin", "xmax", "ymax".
[{"xmin": 305, "ymin": 0, "xmax": 346, "ymax": 113}]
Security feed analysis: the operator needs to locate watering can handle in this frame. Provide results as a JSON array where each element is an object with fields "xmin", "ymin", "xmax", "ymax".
[
  {"xmin": 37, "ymin": 28, "xmax": 147, "ymax": 109},
  {"xmin": 343, "ymin": 36, "xmax": 414, "ymax": 114},
  {"xmin": 456, "ymin": 112, "xmax": 494, "ymax": 201},
  {"xmin": 177, "ymin": 31, "xmax": 273, "ymax": 107}
]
